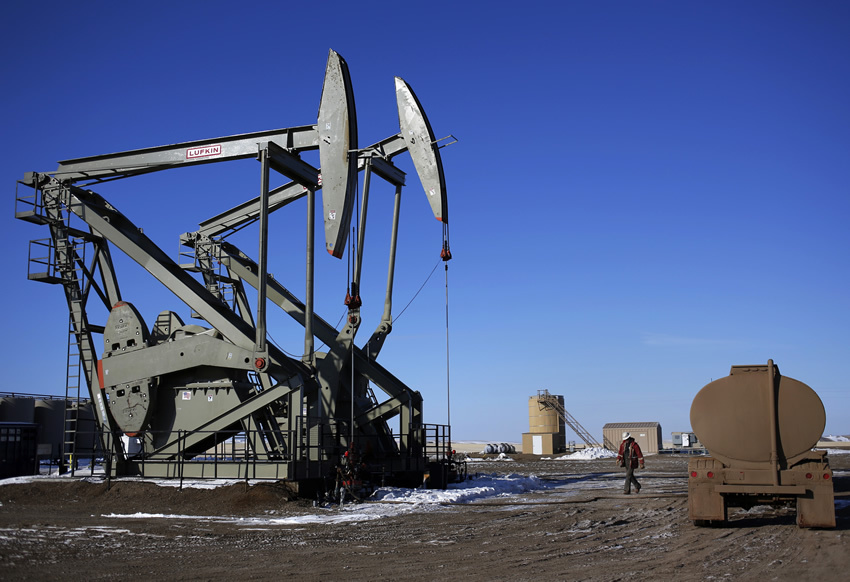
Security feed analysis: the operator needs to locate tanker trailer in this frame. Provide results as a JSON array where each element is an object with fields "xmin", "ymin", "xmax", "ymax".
[{"xmin": 688, "ymin": 360, "xmax": 834, "ymax": 528}]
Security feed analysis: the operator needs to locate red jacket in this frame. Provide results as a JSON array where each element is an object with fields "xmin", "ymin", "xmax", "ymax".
[{"xmin": 617, "ymin": 438, "xmax": 644, "ymax": 469}]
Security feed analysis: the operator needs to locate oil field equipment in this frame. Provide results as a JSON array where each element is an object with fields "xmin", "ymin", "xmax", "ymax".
[
  {"xmin": 14, "ymin": 50, "xmax": 457, "ymax": 496},
  {"xmin": 688, "ymin": 360, "xmax": 835, "ymax": 528},
  {"xmin": 523, "ymin": 389, "xmax": 599, "ymax": 454},
  {"xmin": 536, "ymin": 389, "xmax": 599, "ymax": 448}
]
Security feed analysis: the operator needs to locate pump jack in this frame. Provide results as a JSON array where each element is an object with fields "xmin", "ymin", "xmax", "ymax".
[{"xmin": 15, "ymin": 50, "xmax": 455, "ymax": 494}]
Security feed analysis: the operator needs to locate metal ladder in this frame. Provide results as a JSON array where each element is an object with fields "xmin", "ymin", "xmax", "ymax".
[
  {"xmin": 63, "ymin": 311, "xmax": 82, "ymax": 471},
  {"xmin": 17, "ymin": 183, "xmax": 90, "ymax": 472},
  {"xmin": 178, "ymin": 239, "xmax": 234, "ymax": 315},
  {"xmin": 61, "ymin": 235, "xmax": 88, "ymax": 473},
  {"xmin": 536, "ymin": 389, "xmax": 600, "ymax": 448}
]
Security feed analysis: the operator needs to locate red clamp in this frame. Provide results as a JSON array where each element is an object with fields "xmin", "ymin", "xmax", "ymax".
[
  {"xmin": 344, "ymin": 291, "xmax": 362, "ymax": 309},
  {"xmin": 441, "ymin": 243, "xmax": 452, "ymax": 262}
]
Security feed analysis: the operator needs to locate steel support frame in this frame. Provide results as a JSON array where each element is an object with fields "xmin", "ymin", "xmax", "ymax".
[
  {"xmin": 177, "ymin": 135, "xmax": 420, "ymax": 458},
  {"xmin": 40, "ymin": 165, "xmax": 422, "ymax": 474},
  {"xmin": 16, "ymin": 73, "xmax": 443, "ymax": 485},
  {"xmin": 41, "ymin": 187, "xmax": 120, "ymax": 418},
  {"xmin": 213, "ymin": 242, "xmax": 424, "ymax": 454},
  {"xmin": 56, "ymin": 181, "xmax": 311, "ymax": 468},
  {"xmin": 52, "ymin": 126, "xmax": 321, "ymax": 184}
]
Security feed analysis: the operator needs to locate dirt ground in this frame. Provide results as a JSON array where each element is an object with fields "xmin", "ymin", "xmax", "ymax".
[{"xmin": 1, "ymin": 453, "xmax": 848, "ymax": 581}]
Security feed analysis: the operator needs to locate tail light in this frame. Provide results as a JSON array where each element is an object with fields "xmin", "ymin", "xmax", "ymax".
[{"xmin": 690, "ymin": 470, "xmax": 715, "ymax": 478}]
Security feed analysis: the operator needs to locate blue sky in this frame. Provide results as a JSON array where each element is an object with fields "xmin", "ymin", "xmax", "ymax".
[{"xmin": 2, "ymin": 1, "xmax": 848, "ymax": 442}]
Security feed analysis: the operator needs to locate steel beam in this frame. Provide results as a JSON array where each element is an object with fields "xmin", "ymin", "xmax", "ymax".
[
  {"xmin": 63, "ymin": 182, "xmax": 307, "ymax": 383},
  {"xmin": 188, "ymin": 137, "xmax": 406, "ymax": 242},
  {"xmin": 152, "ymin": 380, "xmax": 300, "ymax": 457},
  {"xmin": 54, "ymin": 126, "xmax": 320, "ymax": 183},
  {"xmin": 217, "ymin": 242, "xmax": 420, "ymax": 401}
]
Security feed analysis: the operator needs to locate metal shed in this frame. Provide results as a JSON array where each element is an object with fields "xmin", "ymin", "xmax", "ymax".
[
  {"xmin": 0, "ymin": 422, "xmax": 39, "ymax": 478},
  {"xmin": 603, "ymin": 422, "xmax": 662, "ymax": 453}
]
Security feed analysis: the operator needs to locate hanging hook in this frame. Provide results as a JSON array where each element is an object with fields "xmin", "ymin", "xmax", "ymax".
[{"xmin": 441, "ymin": 223, "xmax": 452, "ymax": 262}]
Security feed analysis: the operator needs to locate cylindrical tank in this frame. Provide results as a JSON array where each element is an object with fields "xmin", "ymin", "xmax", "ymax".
[
  {"xmin": 690, "ymin": 363, "xmax": 825, "ymax": 469},
  {"xmin": 0, "ymin": 397, "xmax": 36, "ymax": 423},
  {"xmin": 528, "ymin": 395, "xmax": 564, "ymax": 434},
  {"xmin": 74, "ymin": 401, "xmax": 99, "ymax": 456},
  {"xmin": 34, "ymin": 399, "xmax": 66, "ymax": 459}
]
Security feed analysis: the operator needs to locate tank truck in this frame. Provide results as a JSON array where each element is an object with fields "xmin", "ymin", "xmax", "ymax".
[{"xmin": 688, "ymin": 360, "xmax": 835, "ymax": 528}]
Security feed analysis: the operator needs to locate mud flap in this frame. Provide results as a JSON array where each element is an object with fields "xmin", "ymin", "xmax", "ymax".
[
  {"xmin": 689, "ymin": 483, "xmax": 727, "ymax": 525},
  {"xmin": 796, "ymin": 486, "xmax": 836, "ymax": 528}
]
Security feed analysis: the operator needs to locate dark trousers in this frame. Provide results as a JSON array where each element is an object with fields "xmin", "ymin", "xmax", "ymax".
[{"xmin": 624, "ymin": 464, "xmax": 640, "ymax": 493}]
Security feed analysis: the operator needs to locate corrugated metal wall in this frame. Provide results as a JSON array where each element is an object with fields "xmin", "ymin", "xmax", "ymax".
[{"xmin": 602, "ymin": 422, "xmax": 662, "ymax": 453}]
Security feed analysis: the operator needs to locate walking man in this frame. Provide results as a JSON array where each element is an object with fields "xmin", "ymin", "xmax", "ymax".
[{"xmin": 617, "ymin": 432, "xmax": 644, "ymax": 494}]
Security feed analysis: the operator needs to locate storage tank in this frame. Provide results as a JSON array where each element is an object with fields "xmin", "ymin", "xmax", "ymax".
[
  {"xmin": 35, "ymin": 399, "xmax": 66, "ymax": 459},
  {"xmin": 0, "ymin": 423, "xmax": 39, "ymax": 478},
  {"xmin": 523, "ymin": 393, "xmax": 567, "ymax": 454},
  {"xmin": 688, "ymin": 360, "xmax": 834, "ymax": 528},
  {"xmin": 528, "ymin": 395, "xmax": 564, "ymax": 434},
  {"xmin": 0, "ymin": 397, "xmax": 36, "ymax": 423},
  {"xmin": 74, "ymin": 401, "xmax": 100, "ymax": 457}
]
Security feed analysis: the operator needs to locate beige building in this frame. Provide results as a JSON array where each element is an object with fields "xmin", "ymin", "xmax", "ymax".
[{"xmin": 603, "ymin": 422, "xmax": 662, "ymax": 454}]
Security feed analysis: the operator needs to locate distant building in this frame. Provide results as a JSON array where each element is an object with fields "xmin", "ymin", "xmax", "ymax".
[
  {"xmin": 603, "ymin": 422, "xmax": 662, "ymax": 453},
  {"xmin": 671, "ymin": 431, "xmax": 703, "ymax": 450},
  {"xmin": 0, "ymin": 422, "xmax": 39, "ymax": 478}
]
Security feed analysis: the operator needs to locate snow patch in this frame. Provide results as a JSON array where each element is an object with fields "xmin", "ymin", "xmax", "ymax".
[
  {"xmin": 0, "ymin": 470, "xmax": 265, "ymax": 490},
  {"xmin": 550, "ymin": 447, "xmax": 617, "ymax": 460},
  {"xmin": 470, "ymin": 452, "xmax": 514, "ymax": 462},
  {"xmin": 103, "ymin": 473, "xmax": 551, "ymax": 525}
]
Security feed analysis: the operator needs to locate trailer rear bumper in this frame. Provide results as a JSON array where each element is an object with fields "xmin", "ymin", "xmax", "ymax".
[
  {"xmin": 687, "ymin": 456, "xmax": 836, "ymax": 528},
  {"xmin": 715, "ymin": 484, "xmax": 805, "ymax": 494}
]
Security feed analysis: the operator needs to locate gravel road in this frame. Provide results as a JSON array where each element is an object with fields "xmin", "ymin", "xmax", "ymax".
[{"xmin": 1, "ymin": 454, "xmax": 847, "ymax": 581}]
